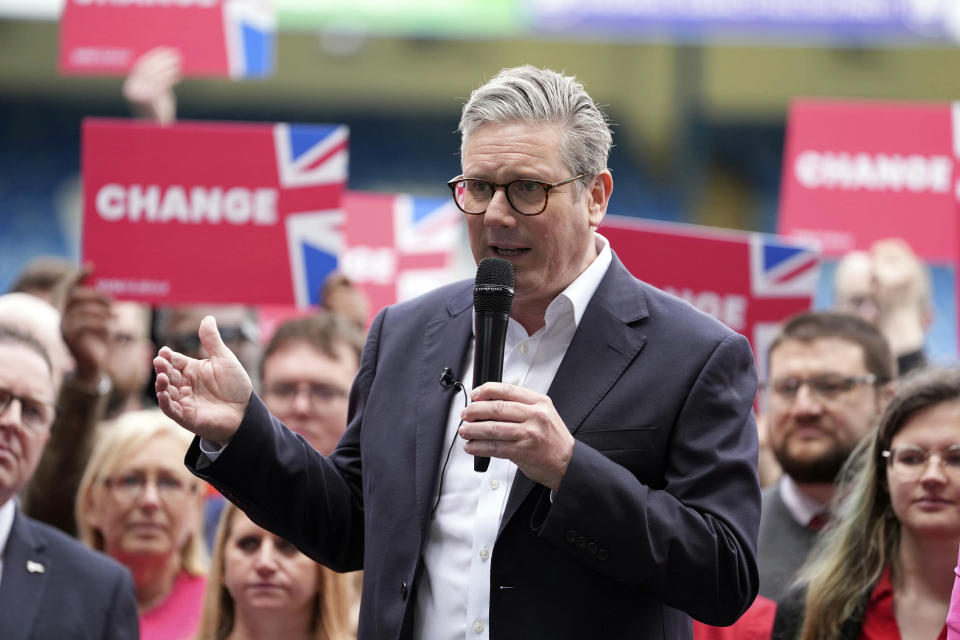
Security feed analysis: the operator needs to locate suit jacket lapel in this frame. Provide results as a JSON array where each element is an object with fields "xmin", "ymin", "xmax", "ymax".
[
  {"xmin": 500, "ymin": 255, "xmax": 649, "ymax": 534},
  {"xmin": 0, "ymin": 510, "xmax": 50, "ymax": 640},
  {"xmin": 414, "ymin": 285, "xmax": 474, "ymax": 536}
]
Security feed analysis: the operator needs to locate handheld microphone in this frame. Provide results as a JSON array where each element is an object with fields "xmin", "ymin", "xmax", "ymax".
[{"xmin": 472, "ymin": 257, "xmax": 514, "ymax": 472}]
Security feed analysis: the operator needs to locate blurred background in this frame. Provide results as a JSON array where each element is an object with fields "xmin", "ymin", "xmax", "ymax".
[{"xmin": 1, "ymin": 0, "xmax": 958, "ymax": 356}]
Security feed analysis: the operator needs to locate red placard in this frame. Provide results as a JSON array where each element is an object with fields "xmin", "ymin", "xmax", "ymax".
[
  {"xmin": 59, "ymin": 0, "xmax": 274, "ymax": 77},
  {"xmin": 778, "ymin": 99, "xmax": 959, "ymax": 262},
  {"xmin": 601, "ymin": 216, "xmax": 819, "ymax": 371},
  {"xmin": 340, "ymin": 191, "xmax": 464, "ymax": 326},
  {"xmin": 81, "ymin": 118, "xmax": 347, "ymax": 307}
]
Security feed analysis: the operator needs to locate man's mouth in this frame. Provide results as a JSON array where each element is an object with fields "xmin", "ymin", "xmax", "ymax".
[{"xmin": 492, "ymin": 246, "xmax": 529, "ymax": 256}]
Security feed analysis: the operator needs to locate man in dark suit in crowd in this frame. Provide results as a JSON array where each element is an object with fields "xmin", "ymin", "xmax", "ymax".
[
  {"xmin": 0, "ymin": 325, "xmax": 138, "ymax": 639},
  {"xmin": 758, "ymin": 311, "xmax": 895, "ymax": 601},
  {"xmin": 154, "ymin": 65, "xmax": 761, "ymax": 639}
]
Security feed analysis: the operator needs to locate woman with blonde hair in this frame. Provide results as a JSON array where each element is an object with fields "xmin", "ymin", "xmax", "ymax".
[
  {"xmin": 773, "ymin": 367, "xmax": 960, "ymax": 639},
  {"xmin": 195, "ymin": 502, "xmax": 356, "ymax": 640},
  {"xmin": 76, "ymin": 408, "xmax": 208, "ymax": 639}
]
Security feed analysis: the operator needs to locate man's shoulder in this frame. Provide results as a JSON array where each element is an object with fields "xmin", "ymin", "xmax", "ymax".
[
  {"xmin": 382, "ymin": 279, "xmax": 473, "ymax": 321},
  {"xmin": 14, "ymin": 512, "xmax": 130, "ymax": 584}
]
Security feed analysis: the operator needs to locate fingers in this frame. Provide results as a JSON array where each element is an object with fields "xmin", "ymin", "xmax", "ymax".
[{"xmin": 197, "ymin": 315, "xmax": 235, "ymax": 360}]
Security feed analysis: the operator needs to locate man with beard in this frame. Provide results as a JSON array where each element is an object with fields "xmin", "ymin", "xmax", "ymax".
[{"xmin": 758, "ymin": 311, "xmax": 895, "ymax": 601}]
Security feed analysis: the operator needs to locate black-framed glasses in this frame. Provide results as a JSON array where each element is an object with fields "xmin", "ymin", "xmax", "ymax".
[
  {"xmin": 765, "ymin": 374, "xmax": 878, "ymax": 402},
  {"xmin": 882, "ymin": 445, "xmax": 960, "ymax": 480},
  {"xmin": 0, "ymin": 386, "xmax": 55, "ymax": 431},
  {"xmin": 446, "ymin": 174, "xmax": 585, "ymax": 216}
]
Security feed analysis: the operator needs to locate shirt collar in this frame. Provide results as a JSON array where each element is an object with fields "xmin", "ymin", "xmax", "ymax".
[
  {"xmin": 0, "ymin": 499, "xmax": 15, "ymax": 556},
  {"xmin": 472, "ymin": 232, "xmax": 612, "ymax": 337},
  {"xmin": 779, "ymin": 474, "xmax": 828, "ymax": 527},
  {"xmin": 547, "ymin": 232, "xmax": 611, "ymax": 328}
]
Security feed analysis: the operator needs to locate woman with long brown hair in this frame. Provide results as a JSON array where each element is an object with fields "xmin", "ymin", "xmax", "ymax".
[{"xmin": 774, "ymin": 367, "xmax": 960, "ymax": 639}]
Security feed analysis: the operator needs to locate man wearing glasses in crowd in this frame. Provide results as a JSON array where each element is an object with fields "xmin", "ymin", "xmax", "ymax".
[
  {"xmin": 154, "ymin": 65, "xmax": 761, "ymax": 639},
  {"xmin": 0, "ymin": 326, "xmax": 138, "ymax": 638},
  {"xmin": 758, "ymin": 311, "xmax": 896, "ymax": 601}
]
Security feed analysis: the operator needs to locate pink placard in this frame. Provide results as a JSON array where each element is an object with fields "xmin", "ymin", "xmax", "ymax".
[
  {"xmin": 778, "ymin": 98, "xmax": 959, "ymax": 262},
  {"xmin": 59, "ymin": 0, "xmax": 273, "ymax": 78},
  {"xmin": 81, "ymin": 118, "xmax": 347, "ymax": 307}
]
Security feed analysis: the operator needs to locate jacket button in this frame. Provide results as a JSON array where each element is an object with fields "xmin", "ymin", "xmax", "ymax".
[
  {"xmin": 565, "ymin": 529, "xmax": 577, "ymax": 543},
  {"xmin": 587, "ymin": 542, "xmax": 598, "ymax": 555},
  {"xmin": 597, "ymin": 549, "xmax": 608, "ymax": 561},
  {"xmin": 400, "ymin": 582, "xmax": 408, "ymax": 601},
  {"xmin": 575, "ymin": 537, "xmax": 587, "ymax": 550}
]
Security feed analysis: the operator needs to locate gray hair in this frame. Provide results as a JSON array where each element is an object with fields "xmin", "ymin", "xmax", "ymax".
[{"xmin": 459, "ymin": 65, "xmax": 613, "ymax": 178}]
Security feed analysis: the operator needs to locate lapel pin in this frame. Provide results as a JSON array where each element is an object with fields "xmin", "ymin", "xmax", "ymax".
[{"xmin": 26, "ymin": 560, "xmax": 45, "ymax": 574}]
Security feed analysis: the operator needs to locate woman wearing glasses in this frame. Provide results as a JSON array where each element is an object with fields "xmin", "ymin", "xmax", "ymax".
[
  {"xmin": 773, "ymin": 367, "xmax": 960, "ymax": 639},
  {"xmin": 195, "ymin": 502, "xmax": 356, "ymax": 640},
  {"xmin": 76, "ymin": 409, "xmax": 207, "ymax": 640}
]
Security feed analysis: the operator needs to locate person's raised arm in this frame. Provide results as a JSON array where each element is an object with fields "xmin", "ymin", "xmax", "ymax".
[{"xmin": 154, "ymin": 315, "xmax": 252, "ymax": 444}]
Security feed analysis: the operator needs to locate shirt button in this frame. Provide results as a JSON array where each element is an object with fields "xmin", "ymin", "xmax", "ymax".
[
  {"xmin": 520, "ymin": 343, "xmax": 529, "ymax": 354},
  {"xmin": 489, "ymin": 479, "xmax": 500, "ymax": 490},
  {"xmin": 473, "ymin": 620, "xmax": 485, "ymax": 633},
  {"xmin": 507, "ymin": 377, "xmax": 520, "ymax": 386},
  {"xmin": 479, "ymin": 548, "xmax": 490, "ymax": 560}
]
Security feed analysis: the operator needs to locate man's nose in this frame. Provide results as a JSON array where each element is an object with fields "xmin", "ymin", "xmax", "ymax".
[
  {"xmin": 482, "ymin": 188, "xmax": 518, "ymax": 229},
  {"xmin": 789, "ymin": 383, "xmax": 823, "ymax": 416},
  {"xmin": 0, "ymin": 397, "xmax": 24, "ymax": 430},
  {"xmin": 291, "ymin": 387, "xmax": 312, "ymax": 413}
]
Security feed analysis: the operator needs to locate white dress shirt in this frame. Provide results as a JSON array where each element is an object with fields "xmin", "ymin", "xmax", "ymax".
[
  {"xmin": 779, "ymin": 474, "xmax": 827, "ymax": 528},
  {"xmin": 414, "ymin": 235, "xmax": 612, "ymax": 640},
  {"xmin": 0, "ymin": 499, "xmax": 17, "ymax": 591}
]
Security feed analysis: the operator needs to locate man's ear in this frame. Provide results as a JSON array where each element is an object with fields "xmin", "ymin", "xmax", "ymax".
[{"xmin": 587, "ymin": 170, "xmax": 613, "ymax": 229}]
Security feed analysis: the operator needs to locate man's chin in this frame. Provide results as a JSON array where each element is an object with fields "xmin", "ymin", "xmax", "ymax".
[{"xmin": 776, "ymin": 446, "xmax": 852, "ymax": 485}]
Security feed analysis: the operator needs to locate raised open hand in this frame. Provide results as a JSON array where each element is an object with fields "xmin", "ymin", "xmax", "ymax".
[{"xmin": 154, "ymin": 315, "xmax": 252, "ymax": 444}]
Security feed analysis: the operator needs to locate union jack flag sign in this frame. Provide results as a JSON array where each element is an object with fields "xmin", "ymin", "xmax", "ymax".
[
  {"xmin": 81, "ymin": 118, "xmax": 347, "ymax": 307},
  {"xmin": 600, "ymin": 215, "xmax": 820, "ymax": 371},
  {"xmin": 341, "ymin": 191, "xmax": 464, "ymax": 325}
]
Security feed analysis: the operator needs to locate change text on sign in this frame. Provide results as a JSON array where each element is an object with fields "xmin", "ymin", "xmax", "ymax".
[{"xmin": 95, "ymin": 184, "xmax": 278, "ymax": 225}]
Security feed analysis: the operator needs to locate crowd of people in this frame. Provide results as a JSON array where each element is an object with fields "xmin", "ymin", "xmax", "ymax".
[{"xmin": 2, "ymin": 62, "xmax": 960, "ymax": 640}]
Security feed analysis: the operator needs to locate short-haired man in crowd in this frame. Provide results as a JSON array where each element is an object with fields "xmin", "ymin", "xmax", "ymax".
[
  {"xmin": 261, "ymin": 313, "xmax": 365, "ymax": 455},
  {"xmin": 156, "ymin": 66, "xmax": 761, "ymax": 638},
  {"xmin": 0, "ymin": 325, "xmax": 138, "ymax": 638},
  {"xmin": 758, "ymin": 311, "xmax": 895, "ymax": 601}
]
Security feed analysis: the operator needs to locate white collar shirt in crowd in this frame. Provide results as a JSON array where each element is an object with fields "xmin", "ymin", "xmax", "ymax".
[
  {"xmin": 414, "ymin": 234, "xmax": 612, "ymax": 640},
  {"xmin": 779, "ymin": 474, "xmax": 827, "ymax": 528},
  {"xmin": 0, "ymin": 499, "xmax": 16, "ymax": 590}
]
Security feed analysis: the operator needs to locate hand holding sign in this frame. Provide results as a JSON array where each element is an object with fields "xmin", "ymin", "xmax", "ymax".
[{"xmin": 154, "ymin": 315, "xmax": 252, "ymax": 444}]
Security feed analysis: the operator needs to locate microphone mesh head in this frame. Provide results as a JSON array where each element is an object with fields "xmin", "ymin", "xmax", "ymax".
[{"xmin": 474, "ymin": 258, "xmax": 515, "ymax": 314}]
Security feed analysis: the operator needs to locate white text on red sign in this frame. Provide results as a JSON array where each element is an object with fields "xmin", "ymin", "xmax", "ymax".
[
  {"xmin": 794, "ymin": 151, "xmax": 952, "ymax": 193},
  {"xmin": 95, "ymin": 184, "xmax": 278, "ymax": 225}
]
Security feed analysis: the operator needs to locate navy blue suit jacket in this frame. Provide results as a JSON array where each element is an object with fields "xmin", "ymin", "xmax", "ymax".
[
  {"xmin": 0, "ymin": 507, "xmax": 139, "ymax": 640},
  {"xmin": 188, "ymin": 254, "xmax": 761, "ymax": 639}
]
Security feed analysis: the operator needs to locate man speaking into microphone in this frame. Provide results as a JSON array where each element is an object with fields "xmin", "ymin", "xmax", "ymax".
[{"xmin": 154, "ymin": 66, "xmax": 761, "ymax": 639}]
